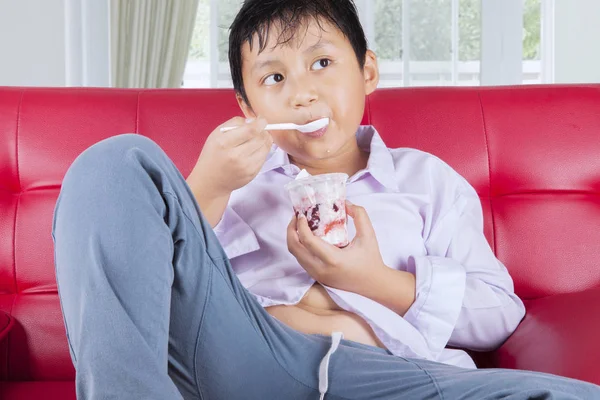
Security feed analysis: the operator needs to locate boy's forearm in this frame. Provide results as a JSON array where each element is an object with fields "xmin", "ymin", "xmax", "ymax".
[
  {"xmin": 186, "ymin": 173, "xmax": 230, "ymax": 228},
  {"xmin": 357, "ymin": 266, "xmax": 416, "ymax": 317}
]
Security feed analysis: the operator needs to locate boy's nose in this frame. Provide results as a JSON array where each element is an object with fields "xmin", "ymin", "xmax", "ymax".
[
  {"xmin": 292, "ymin": 91, "xmax": 318, "ymax": 108},
  {"xmin": 290, "ymin": 80, "xmax": 319, "ymax": 108}
]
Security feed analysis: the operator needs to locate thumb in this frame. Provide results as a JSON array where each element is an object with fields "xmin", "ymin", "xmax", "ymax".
[
  {"xmin": 346, "ymin": 201, "xmax": 375, "ymax": 238},
  {"xmin": 250, "ymin": 115, "xmax": 268, "ymax": 133}
]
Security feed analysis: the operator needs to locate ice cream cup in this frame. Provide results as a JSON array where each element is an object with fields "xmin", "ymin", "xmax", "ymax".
[{"xmin": 285, "ymin": 173, "xmax": 349, "ymax": 247}]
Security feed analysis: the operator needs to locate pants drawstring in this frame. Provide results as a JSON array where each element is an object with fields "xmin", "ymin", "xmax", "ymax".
[{"xmin": 318, "ymin": 332, "xmax": 344, "ymax": 400}]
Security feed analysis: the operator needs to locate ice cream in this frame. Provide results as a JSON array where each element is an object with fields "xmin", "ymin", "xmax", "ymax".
[{"xmin": 285, "ymin": 171, "xmax": 349, "ymax": 247}]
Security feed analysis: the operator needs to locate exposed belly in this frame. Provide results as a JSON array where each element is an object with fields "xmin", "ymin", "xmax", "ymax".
[{"xmin": 265, "ymin": 283, "xmax": 386, "ymax": 349}]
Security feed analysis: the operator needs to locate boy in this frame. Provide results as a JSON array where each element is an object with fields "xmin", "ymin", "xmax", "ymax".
[{"xmin": 52, "ymin": 0, "xmax": 600, "ymax": 399}]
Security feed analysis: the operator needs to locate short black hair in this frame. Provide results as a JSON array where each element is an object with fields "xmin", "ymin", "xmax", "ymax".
[{"xmin": 229, "ymin": 0, "xmax": 368, "ymax": 107}]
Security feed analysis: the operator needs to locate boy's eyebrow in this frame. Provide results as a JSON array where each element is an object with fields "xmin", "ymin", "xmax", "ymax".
[
  {"xmin": 303, "ymin": 40, "xmax": 334, "ymax": 54},
  {"xmin": 252, "ymin": 59, "xmax": 283, "ymax": 74},
  {"xmin": 251, "ymin": 40, "xmax": 335, "ymax": 74}
]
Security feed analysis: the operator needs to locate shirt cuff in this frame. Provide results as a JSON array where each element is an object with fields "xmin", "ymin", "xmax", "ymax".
[
  {"xmin": 213, "ymin": 207, "xmax": 260, "ymax": 259},
  {"xmin": 403, "ymin": 255, "xmax": 466, "ymax": 357}
]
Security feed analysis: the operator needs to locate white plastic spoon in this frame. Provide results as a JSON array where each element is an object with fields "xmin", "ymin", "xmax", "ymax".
[{"xmin": 220, "ymin": 117, "xmax": 329, "ymax": 133}]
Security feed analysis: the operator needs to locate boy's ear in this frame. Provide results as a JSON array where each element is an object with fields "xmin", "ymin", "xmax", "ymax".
[
  {"xmin": 236, "ymin": 93, "xmax": 257, "ymax": 119},
  {"xmin": 363, "ymin": 50, "xmax": 379, "ymax": 96}
]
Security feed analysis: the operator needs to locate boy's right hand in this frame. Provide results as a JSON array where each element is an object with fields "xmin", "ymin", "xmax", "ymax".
[{"xmin": 189, "ymin": 116, "xmax": 272, "ymax": 197}]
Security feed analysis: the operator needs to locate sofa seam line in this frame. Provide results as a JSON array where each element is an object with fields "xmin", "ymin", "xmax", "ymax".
[
  {"xmin": 15, "ymin": 90, "xmax": 23, "ymax": 191},
  {"xmin": 11, "ymin": 193, "xmax": 21, "ymax": 298},
  {"xmin": 12, "ymin": 90, "xmax": 24, "ymax": 297},
  {"xmin": 6, "ymin": 292, "xmax": 18, "ymax": 379},
  {"xmin": 477, "ymin": 91, "xmax": 496, "ymax": 254}
]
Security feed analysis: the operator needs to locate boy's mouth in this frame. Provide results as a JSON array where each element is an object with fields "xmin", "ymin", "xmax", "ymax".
[
  {"xmin": 301, "ymin": 124, "xmax": 328, "ymax": 138},
  {"xmin": 300, "ymin": 118, "xmax": 330, "ymax": 138}
]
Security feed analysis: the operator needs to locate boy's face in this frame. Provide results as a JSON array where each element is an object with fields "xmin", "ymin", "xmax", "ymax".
[{"xmin": 237, "ymin": 18, "xmax": 379, "ymax": 165}]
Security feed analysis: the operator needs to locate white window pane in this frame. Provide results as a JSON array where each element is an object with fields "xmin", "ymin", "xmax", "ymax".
[
  {"xmin": 410, "ymin": 0, "xmax": 452, "ymax": 62},
  {"xmin": 408, "ymin": 0, "xmax": 452, "ymax": 86},
  {"xmin": 372, "ymin": 0, "xmax": 403, "ymax": 87},
  {"xmin": 459, "ymin": 0, "xmax": 481, "ymax": 61},
  {"xmin": 183, "ymin": 0, "xmax": 210, "ymax": 88},
  {"xmin": 183, "ymin": 0, "xmax": 550, "ymax": 88},
  {"xmin": 216, "ymin": 0, "xmax": 242, "ymax": 87},
  {"xmin": 374, "ymin": 0, "xmax": 403, "ymax": 61},
  {"xmin": 458, "ymin": 0, "xmax": 481, "ymax": 86},
  {"xmin": 524, "ymin": 0, "xmax": 541, "ymax": 60},
  {"xmin": 523, "ymin": 0, "xmax": 542, "ymax": 84},
  {"xmin": 218, "ymin": 0, "xmax": 243, "ymax": 62}
]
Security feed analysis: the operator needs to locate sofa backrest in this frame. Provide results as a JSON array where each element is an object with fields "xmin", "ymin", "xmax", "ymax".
[{"xmin": 1, "ymin": 85, "xmax": 599, "ymax": 381}]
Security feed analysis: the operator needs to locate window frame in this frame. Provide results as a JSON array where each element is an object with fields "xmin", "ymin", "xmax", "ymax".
[{"xmin": 183, "ymin": 0, "xmax": 555, "ymax": 88}]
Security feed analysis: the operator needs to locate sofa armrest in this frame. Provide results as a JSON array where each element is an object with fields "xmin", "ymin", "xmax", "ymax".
[
  {"xmin": 0, "ymin": 311, "xmax": 14, "ymax": 342},
  {"xmin": 493, "ymin": 287, "xmax": 600, "ymax": 385}
]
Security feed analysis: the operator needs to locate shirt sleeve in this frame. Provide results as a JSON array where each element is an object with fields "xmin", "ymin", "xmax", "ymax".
[
  {"xmin": 403, "ymin": 169, "xmax": 526, "ymax": 357},
  {"xmin": 213, "ymin": 206, "xmax": 260, "ymax": 259}
]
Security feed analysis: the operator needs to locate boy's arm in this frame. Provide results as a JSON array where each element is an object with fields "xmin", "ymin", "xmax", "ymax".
[
  {"xmin": 186, "ymin": 171, "xmax": 230, "ymax": 228},
  {"xmin": 351, "ymin": 184, "xmax": 525, "ymax": 358},
  {"xmin": 289, "ymin": 152, "xmax": 525, "ymax": 358},
  {"xmin": 186, "ymin": 116, "xmax": 271, "ymax": 228},
  {"xmin": 399, "ymin": 188, "xmax": 526, "ymax": 355}
]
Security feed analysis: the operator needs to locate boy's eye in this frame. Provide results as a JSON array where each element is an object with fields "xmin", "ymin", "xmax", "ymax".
[
  {"xmin": 311, "ymin": 58, "xmax": 331, "ymax": 70},
  {"xmin": 264, "ymin": 74, "xmax": 284, "ymax": 86}
]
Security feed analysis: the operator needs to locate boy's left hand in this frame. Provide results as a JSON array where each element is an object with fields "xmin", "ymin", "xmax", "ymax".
[{"xmin": 287, "ymin": 201, "xmax": 387, "ymax": 294}]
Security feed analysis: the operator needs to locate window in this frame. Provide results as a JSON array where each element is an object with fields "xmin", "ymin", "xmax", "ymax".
[
  {"xmin": 523, "ymin": 0, "xmax": 542, "ymax": 84},
  {"xmin": 182, "ymin": 0, "xmax": 553, "ymax": 88},
  {"xmin": 184, "ymin": 0, "xmax": 242, "ymax": 88},
  {"xmin": 357, "ymin": 0, "xmax": 482, "ymax": 87}
]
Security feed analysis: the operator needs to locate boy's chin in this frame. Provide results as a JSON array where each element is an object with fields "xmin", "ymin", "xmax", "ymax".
[{"xmin": 291, "ymin": 149, "xmax": 339, "ymax": 166}]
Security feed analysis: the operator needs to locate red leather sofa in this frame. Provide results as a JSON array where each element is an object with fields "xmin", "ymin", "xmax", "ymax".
[{"xmin": 1, "ymin": 85, "xmax": 599, "ymax": 398}]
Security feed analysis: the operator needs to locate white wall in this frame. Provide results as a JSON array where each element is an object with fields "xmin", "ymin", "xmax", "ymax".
[
  {"xmin": 480, "ymin": 0, "xmax": 524, "ymax": 85},
  {"xmin": 0, "ymin": 0, "xmax": 110, "ymax": 87},
  {"xmin": 554, "ymin": 0, "xmax": 600, "ymax": 83},
  {"xmin": 65, "ymin": 0, "xmax": 110, "ymax": 86},
  {"xmin": 0, "ymin": 0, "xmax": 67, "ymax": 86},
  {"xmin": 3, "ymin": 0, "xmax": 600, "ymax": 87}
]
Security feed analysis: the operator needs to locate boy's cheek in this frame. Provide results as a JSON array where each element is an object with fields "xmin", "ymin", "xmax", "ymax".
[{"xmin": 268, "ymin": 131, "xmax": 289, "ymax": 148}]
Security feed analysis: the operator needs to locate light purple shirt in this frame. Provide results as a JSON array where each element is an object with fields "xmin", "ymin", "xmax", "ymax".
[{"xmin": 214, "ymin": 126, "xmax": 526, "ymax": 368}]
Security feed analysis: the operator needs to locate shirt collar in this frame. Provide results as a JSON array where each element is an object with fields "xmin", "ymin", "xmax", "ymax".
[
  {"xmin": 355, "ymin": 126, "xmax": 399, "ymax": 191},
  {"xmin": 259, "ymin": 125, "xmax": 399, "ymax": 191},
  {"xmin": 259, "ymin": 144, "xmax": 293, "ymax": 175}
]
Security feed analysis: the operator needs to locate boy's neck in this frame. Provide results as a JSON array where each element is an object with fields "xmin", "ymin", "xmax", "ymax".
[{"xmin": 290, "ymin": 141, "xmax": 369, "ymax": 177}]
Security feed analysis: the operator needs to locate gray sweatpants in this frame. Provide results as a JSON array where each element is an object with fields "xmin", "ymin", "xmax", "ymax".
[{"xmin": 52, "ymin": 133, "xmax": 600, "ymax": 399}]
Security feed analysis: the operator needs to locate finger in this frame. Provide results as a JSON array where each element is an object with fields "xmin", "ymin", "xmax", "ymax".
[
  {"xmin": 296, "ymin": 213, "xmax": 338, "ymax": 262},
  {"xmin": 229, "ymin": 133, "xmax": 271, "ymax": 169},
  {"xmin": 218, "ymin": 116, "xmax": 246, "ymax": 131},
  {"xmin": 218, "ymin": 124, "xmax": 254, "ymax": 148},
  {"xmin": 247, "ymin": 131, "xmax": 274, "ymax": 157},
  {"xmin": 240, "ymin": 129, "xmax": 273, "ymax": 156},
  {"xmin": 232, "ymin": 117, "xmax": 268, "ymax": 147},
  {"xmin": 217, "ymin": 116, "xmax": 248, "ymax": 137},
  {"xmin": 220, "ymin": 117, "xmax": 268, "ymax": 148},
  {"xmin": 346, "ymin": 201, "xmax": 376, "ymax": 238},
  {"xmin": 287, "ymin": 215, "xmax": 322, "ymax": 275},
  {"xmin": 287, "ymin": 214, "xmax": 299, "ymax": 252},
  {"xmin": 287, "ymin": 215, "xmax": 309, "ymax": 257},
  {"xmin": 245, "ymin": 138, "xmax": 274, "ymax": 171}
]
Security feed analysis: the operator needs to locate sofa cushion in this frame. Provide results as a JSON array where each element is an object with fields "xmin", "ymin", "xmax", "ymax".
[
  {"xmin": 0, "ymin": 311, "xmax": 14, "ymax": 342},
  {"xmin": 0, "ymin": 381, "xmax": 75, "ymax": 400},
  {"xmin": 494, "ymin": 287, "xmax": 600, "ymax": 385}
]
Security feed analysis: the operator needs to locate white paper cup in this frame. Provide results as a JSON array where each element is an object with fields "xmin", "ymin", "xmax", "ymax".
[{"xmin": 285, "ymin": 173, "xmax": 349, "ymax": 247}]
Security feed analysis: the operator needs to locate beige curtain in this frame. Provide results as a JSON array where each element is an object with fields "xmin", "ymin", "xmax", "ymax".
[{"xmin": 110, "ymin": 0, "xmax": 200, "ymax": 88}]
